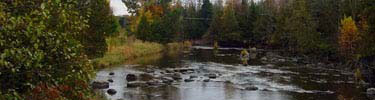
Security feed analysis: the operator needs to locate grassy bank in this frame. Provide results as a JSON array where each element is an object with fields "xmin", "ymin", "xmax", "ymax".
[
  {"xmin": 94, "ymin": 34, "xmax": 164, "ymax": 68},
  {"xmin": 94, "ymin": 32, "xmax": 192, "ymax": 68}
]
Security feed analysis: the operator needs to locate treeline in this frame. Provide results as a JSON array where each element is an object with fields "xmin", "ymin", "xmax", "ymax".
[
  {"xmin": 124, "ymin": 0, "xmax": 375, "ymax": 61},
  {"xmin": 0, "ymin": 0, "xmax": 119, "ymax": 99}
]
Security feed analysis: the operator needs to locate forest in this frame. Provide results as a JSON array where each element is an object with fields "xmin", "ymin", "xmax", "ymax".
[
  {"xmin": 0, "ymin": 0, "xmax": 375, "ymax": 100},
  {"xmin": 123, "ymin": 0, "xmax": 375, "ymax": 61}
]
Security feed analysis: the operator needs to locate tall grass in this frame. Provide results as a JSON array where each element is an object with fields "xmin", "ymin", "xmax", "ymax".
[{"xmin": 94, "ymin": 33, "xmax": 164, "ymax": 68}]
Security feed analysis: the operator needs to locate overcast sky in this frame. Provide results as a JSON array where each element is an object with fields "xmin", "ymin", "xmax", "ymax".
[
  {"xmin": 110, "ymin": 0, "xmax": 129, "ymax": 16},
  {"xmin": 110, "ymin": 0, "xmax": 260, "ymax": 16}
]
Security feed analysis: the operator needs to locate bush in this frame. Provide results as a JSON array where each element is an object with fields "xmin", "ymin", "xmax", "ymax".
[
  {"xmin": 0, "ymin": 1, "xmax": 94, "ymax": 99},
  {"xmin": 339, "ymin": 16, "xmax": 361, "ymax": 60}
]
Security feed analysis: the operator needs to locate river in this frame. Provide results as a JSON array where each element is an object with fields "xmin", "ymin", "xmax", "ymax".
[{"xmin": 94, "ymin": 46, "xmax": 371, "ymax": 100}]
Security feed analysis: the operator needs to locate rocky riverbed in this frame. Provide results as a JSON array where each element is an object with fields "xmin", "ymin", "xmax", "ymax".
[{"xmin": 93, "ymin": 46, "xmax": 373, "ymax": 100}]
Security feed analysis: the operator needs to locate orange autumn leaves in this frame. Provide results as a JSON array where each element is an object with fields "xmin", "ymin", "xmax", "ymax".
[
  {"xmin": 339, "ymin": 16, "xmax": 360, "ymax": 59},
  {"xmin": 338, "ymin": 16, "xmax": 370, "ymax": 60}
]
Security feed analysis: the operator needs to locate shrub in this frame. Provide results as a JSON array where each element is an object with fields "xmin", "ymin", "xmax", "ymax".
[
  {"xmin": 0, "ymin": 1, "xmax": 94, "ymax": 99},
  {"xmin": 339, "ymin": 16, "xmax": 361, "ymax": 60}
]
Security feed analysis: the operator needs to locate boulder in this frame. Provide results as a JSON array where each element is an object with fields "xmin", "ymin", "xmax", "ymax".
[
  {"xmin": 139, "ymin": 73, "xmax": 154, "ymax": 81},
  {"xmin": 107, "ymin": 79, "xmax": 114, "ymax": 83},
  {"xmin": 109, "ymin": 72, "xmax": 115, "ymax": 76},
  {"xmin": 107, "ymin": 89, "xmax": 117, "ymax": 95},
  {"xmin": 91, "ymin": 81, "xmax": 109, "ymax": 89},
  {"xmin": 161, "ymin": 77, "xmax": 174, "ymax": 84},
  {"xmin": 203, "ymin": 79, "xmax": 210, "ymax": 82},
  {"xmin": 190, "ymin": 75, "xmax": 198, "ymax": 79},
  {"xmin": 367, "ymin": 88, "xmax": 375, "ymax": 95},
  {"xmin": 184, "ymin": 79, "xmax": 194, "ymax": 82},
  {"xmin": 170, "ymin": 73, "xmax": 182, "ymax": 80},
  {"xmin": 367, "ymin": 88, "xmax": 375, "ymax": 100},
  {"xmin": 206, "ymin": 74, "xmax": 217, "ymax": 79},
  {"xmin": 244, "ymin": 86, "xmax": 258, "ymax": 91},
  {"xmin": 127, "ymin": 81, "xmax": 147, "ymax": 88},
  {"xmin": 126, "ymin": 74, "xmax": 137, "ymax": 82}
]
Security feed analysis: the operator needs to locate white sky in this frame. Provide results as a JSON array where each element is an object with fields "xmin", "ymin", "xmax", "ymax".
[
  {"xmin": 110, "ymin": 0, "xmax": 260, "ymax": 16},
  {"xmin": 110, "ymin": 0, "xmax": 129, "ymax": 16}
]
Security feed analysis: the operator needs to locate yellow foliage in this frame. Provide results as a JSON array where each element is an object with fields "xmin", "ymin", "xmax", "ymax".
[{"xmin": 339, "ymin": 16, "xmax": 361, "ymax": 59}]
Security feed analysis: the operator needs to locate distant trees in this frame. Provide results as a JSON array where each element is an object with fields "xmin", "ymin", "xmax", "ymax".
[
  {"xmin": 124, "ymin": 0, "xmax": 375, "ymax": 60},
  {"xmin": 197, "ymin": 0, "xmax": 213, "ymax": 39}
]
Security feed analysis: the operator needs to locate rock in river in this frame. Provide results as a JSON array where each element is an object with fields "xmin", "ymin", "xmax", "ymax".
[
  {"xmin": 367, "ymin": 88, "xmax": 375, "ymax": 100},
  {"xmin": 206, "ymin": 73, "xmax": 217, "ymax": 79},
  {"xmin": 108, "ymin": 79, "xmax": 114, "ymax": 83},
  {"xmin": 127, "ymin": 81, "xmax": 147, "ymax": 88},
  {"xmin": 184, "ymin": 79, "xmax": 194, "ymax": 82},
  {"xmin": 161, "ymin": 77, "xmax": 174, "ymax": 84},
  {"xmin": 171, "ymin": 73, "xmax": 182, "ymax": 80},
  {"xmin": 190, "ymin": 75, "xmax": 198, "ymax": 79},
  {"xmin": 126, "ymin": 74, "xmax": 137, "ymax": 82},
  {"xmin": 107, "ymin": 89, "xmax": 117, "ymax": 95},
  {"xmin": 109, "ymin": 72, "xmax": 115, "ymax": 75},
  {"xmin": 91, "ymin": 81, "xmax": 109, "ymax": 89},
  {"xmin": 367, "ymin": 88, "xmax": 375, "ymax": 95},
  {"xmin": 244, "ymin": 86, "xmax": 259, "ymax": 91}
]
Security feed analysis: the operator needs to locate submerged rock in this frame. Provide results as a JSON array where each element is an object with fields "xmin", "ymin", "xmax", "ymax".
[
  {"xmin": 127, "ymin": 81, "xmax": 147, "ymax": 88},
  {"xmin": 184, "ymin": 79, "xmax": 194, "ymax": 82},
  {"xmin": 161, "ymin": 77, "xmax": 174, "ymax": 84},
  {"xmin": 139, "ymin": 73, "xmax": 155, "ymax": 81},
  {"xmin": 108, "ymin": 79, "xmax": 114, "ymax": 83},
  {"xmin": 107, "ymin": 89, "xmax": 117, "ymax": 95},
  {"xmin": 244, "ymin": 86, "xmax": 258, "ymax": 91},
  {"xmin": 126, "ymin": 74, "xmax": 137, "ymax": 82},
  {"xmin": 203, "ymin": 79, "xmax": 210, "ymax": 82},
  {"xmin": 367, "ymin": 88, "xmax": 375, "ymax": 95},
  {"xmin": 190, "ymin": 75, "xmax": 198, "ymax": 79},
  {"xmin": 91, "ymin": 81, "xmax": 109, "ymax": 89},
  {"xmin": 147, "ymin": 80, "xmax": 164, "ymax": 86},
  {"xmin": 368, "ymin": 88, "xmax": 375, "ymax": 100},
  {"xmin": 171, "ymin": 73, "xmax": 182, "ymax": 80},
  {"xmin": 206, "ymin": 74, "xmax": 217, "ymax": 79}
]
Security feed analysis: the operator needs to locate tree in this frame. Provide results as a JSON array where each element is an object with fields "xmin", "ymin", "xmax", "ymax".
[
  {"xmin": 339, "ymin": 16, "xmax": 361, "ymax": 60},
  {"xmin": 183, "ymin": 1, "xmax": 201, "ymax": 39},
  {"xmin": 136, "ymin": 15, "xmax": 151, "ymax": 41},
  {"xmin": 197, "ymin": 0, "xmax": 213, "ymax": 39},
  {"xmin": 0, "ymin": 1, "xmax": 94, "ymax": 99},
  {"xmin": 83, "ymin": 0, "xmax": 120, "ymax": 58},
  {"xmin": 217, "ymin": 1, "xmax": 242, "ymax": 43},
  {"xmin": 122, "ymin": 0, "xmax": 140, "ymax": 16},
  {"xmin": 287, "ymin": 0, "xmax": 320, "ymax": 53}
]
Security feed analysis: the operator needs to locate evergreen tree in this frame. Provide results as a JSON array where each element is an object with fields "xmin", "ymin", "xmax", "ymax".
[
  {"xmin": 288, "ymin": 0, "xmax": 320, "ymax": 53},
  {"xmin": 197, "ymin": 0, "xmax": 213, "ymax": 39},
  {"xmin": 218, "ymin": 1, "xmax": 242, "ymax": 42}
]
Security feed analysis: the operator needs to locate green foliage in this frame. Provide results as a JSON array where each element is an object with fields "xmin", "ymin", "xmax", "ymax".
[
  {"xmin": 217, "ymin": 2, "xmax": 242, "ymax": 42},
  {"xmin": 83, "ymin": 0, "xmax": 120, "ymax": 59},
  {"xmin": 122, "ymin": 0, "xmax": 141, "ymax": 16},
  {"xmin": 183, "ymin": 1, "xmax": 201, "ymax": 39},
  {"xmin": 0, "ymin": 0, "xmax": 104, "ymax": 99},
  {"xmin": 197, "ymin": 0, "xmax": 213, "ymax": 38}
]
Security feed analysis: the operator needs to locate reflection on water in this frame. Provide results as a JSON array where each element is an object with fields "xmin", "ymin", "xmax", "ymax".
[{"xmin": 94, "ymin": 46, "xmax": 370, "ymax": 100}]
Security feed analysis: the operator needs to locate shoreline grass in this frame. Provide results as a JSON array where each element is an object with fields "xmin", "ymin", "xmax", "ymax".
[{"xmin": 93, "ymin": 30, "xmax": 193, "ymax": 68}]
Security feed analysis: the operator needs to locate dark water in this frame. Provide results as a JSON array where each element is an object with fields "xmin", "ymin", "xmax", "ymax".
[{"xmin": 95, "ymin": 46, "xmax": 370, "ymax": 100}]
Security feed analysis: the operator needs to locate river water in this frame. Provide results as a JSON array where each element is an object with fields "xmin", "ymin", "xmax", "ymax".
[{"xmin": 94, "ymin": 46, "xmax": 370, "ymax": 100}]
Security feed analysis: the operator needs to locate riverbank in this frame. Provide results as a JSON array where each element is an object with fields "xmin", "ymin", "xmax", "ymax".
[{"xmin": 94, "ymin": 34, "xmax": 192, "ymax": 68}]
